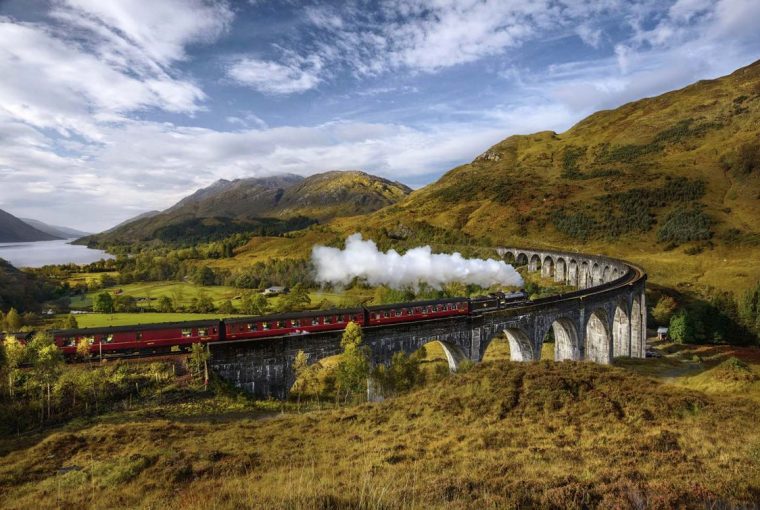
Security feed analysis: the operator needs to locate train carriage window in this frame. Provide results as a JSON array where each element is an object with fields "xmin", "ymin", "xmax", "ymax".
[
  {"xmin": 437, "ymin": 305, "xmax": 443, "ymax": 312},
  {"xmin": 104, "ymin": 334, "xmax": 113, "ymax": 344},
  {"xmin": 312, "ymin": 318, "xmax": 320, "ymax": 326},
  {"xmin": 337, "ymin": 315, "xmax": 345, "ymax": 323},
  {"xmin": 65, "ymin": 337, "xmax": 75, "ymax": 347},
  {"xmin": 291, "ymin": 319, "xmax": 301, "ymax": 327},
  {"xmin": 456, "ymin": 303, "xmax": 464, "ymax": 310},
  {"xmin": 198, "ymin": 328, "xmax": 208, "ymax": 337},
  {"xmin": 276, "ymin": 321, "xmax": 285, "ymax": 329},
  {"xmin": 427, "ymin": 306, "xmax": 433, "ymax": 314},
  {"xmin": 262, "ymin": 322, "xmax": 270, "ymax": 330},
  {"xmin": 382, "ymin": 311, "xmax": 389, "ymax": 318},
  {"xmin": 136, "ymin": 332, "xmax": 142, "ymax": 340},
  {"xmin": 390, "ymin": 310, "xmax": 396, "ymax": 317},
  {"xmin": 324, "ymin": 316, "xmax": 332, "ymax": 324},
  {"xmin": 247, "ymin": 323, "xmax": 256, "ymax": 331},
  {"xmin": 181, "ymin": 328, "xmax": 192, "ymax": 337}
]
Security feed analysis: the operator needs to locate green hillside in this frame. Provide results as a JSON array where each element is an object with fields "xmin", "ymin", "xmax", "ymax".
[
  {"xmin": 226, "ymin": 60, "xmax": 760, "ymax": 294},
  {"xmin": 82, "ymin": 171, "xmax": 411, "ymax": 246}
]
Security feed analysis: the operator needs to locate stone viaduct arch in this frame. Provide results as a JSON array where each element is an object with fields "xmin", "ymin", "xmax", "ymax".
[{"xmin": 210, "ymin": 247, "xmax": 647, "ymax": 398}]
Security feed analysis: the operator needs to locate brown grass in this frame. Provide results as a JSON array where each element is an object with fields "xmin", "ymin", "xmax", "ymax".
[{"xmin": 2, "ymin": 349, "xmax": 760, "ymax": 509}]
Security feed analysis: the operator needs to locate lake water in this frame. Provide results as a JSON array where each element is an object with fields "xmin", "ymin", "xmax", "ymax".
[{"xmin": 0, "ymin": 239, "xmax": 113, "ymax": 268}]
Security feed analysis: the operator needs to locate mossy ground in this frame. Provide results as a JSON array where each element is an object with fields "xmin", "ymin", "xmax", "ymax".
[{"xmin": 1, "ymin": 341, "xmax": 759, "ymax": 509}]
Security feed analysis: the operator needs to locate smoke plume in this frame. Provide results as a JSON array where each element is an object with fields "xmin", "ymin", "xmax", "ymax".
[{"xmin": 311, "ymin": 234, "xmax": 524, "ymax": 290}]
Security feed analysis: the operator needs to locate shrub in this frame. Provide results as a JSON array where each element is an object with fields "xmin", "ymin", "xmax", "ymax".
[
  {"xmin": 669, "ymin": 311, "xmax": 696, "ymax": 344},
  {"xmin": 652, "ymin": 296, "xmax": 678, "ymax": 326},
  {"xmin": 657, "ymin": 207, "xmax": 712, "ymax": 244}
]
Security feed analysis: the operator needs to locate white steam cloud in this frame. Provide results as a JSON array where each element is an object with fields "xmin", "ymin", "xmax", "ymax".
[{"xmin": 312, "ymin": 234, "xmax": 524, "ymax": 290}]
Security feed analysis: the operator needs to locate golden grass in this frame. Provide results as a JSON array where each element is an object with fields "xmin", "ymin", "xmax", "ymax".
[
  {"xmin": 3, "ymin": 342, "xmax": 759, "ymax": 509},
  {"xmin": 0, "ymin": 341, "xmax": 760, "ymax": 509}
]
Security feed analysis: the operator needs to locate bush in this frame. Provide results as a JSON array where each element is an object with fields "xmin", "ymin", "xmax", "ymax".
[
  {"xmin": 657, "ymin": 207, "xmax": 712, "ymax": 244},
  {"xmin": 652, "ymin": 296, "xmax": 677, "ymax": 326},
  {"xmin": 669, "ymin": 311, "xmax": 696, "ymax": 344}
]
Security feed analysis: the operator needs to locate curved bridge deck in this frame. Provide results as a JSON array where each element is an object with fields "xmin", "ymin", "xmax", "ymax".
[{"xmin": 211, "ymin": 247, "xmax": 647, "ymax": 398}]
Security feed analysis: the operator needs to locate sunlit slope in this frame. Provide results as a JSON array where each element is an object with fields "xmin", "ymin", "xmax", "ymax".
[
  {"xmin": 1, "ymin": 361, "xmax": 758, "ymax": 508},
  {"xmin": 82, "ymin": 171, "xmax": 411, "ymax": 245},
  {"xmin": 229, "ymin": 61, "xmax": 760, "ymax": 292}
]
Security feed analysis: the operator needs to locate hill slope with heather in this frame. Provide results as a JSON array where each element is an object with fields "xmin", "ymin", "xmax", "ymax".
[
  {"xmin": 228, "ymin": 60, "xmax": 760, "ymax": 293},
  {"xmin": 80, "ymin": 171, "xmax": 411, "ymax": 246}
]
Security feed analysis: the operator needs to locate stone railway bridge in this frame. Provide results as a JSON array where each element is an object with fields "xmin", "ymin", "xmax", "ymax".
[{"xmin": 211, "ymin": 247, "xmax": 647, "ymax": 398}]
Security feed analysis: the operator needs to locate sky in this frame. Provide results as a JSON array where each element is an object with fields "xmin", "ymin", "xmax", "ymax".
[{"xmin": 0, "ymin": 0, "xmax": 759, "ymax": 232}]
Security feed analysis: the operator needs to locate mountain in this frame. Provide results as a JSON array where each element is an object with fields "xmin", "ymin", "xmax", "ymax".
[
  {"xmin": 0, "ymin": 208, "xmax": 61, "ymax": 242},
  {"xmin": 366, "ymin": 60, "xmax": 760, "ymax": 245},
  {"xmin": 101, "ymin": 210, "xmax": 161, "ymax": 234},
  {"xmin": 20, "ymin": 218, "xmax": 90, "ymax": 239},
  {"xmin": 81, "ymin": 171, "xmax": 411, "ymax": 245},
  {"xmin": 227, "ymin": 60, "xmax": 760, "ymax": 293}
]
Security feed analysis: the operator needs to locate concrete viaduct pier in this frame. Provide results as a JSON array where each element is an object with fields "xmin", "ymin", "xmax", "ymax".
[{"xmin": 210, "ymin": 247, "xmax": 647, "ymax": 398}]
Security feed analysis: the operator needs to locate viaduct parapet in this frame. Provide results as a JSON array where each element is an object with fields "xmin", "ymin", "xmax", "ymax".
[{"xmin": 211, "ymin": 247, "xmax": 647, "ymax": 398}]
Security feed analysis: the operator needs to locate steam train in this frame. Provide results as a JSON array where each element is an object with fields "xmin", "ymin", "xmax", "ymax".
[{"xmin": 51, "ymin": 291, "xmax": 528, "ymax": 359}]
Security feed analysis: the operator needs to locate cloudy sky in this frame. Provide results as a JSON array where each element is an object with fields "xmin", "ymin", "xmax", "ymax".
[{"xmin": 1, "ymin": 0, "xmax": 759, "ymax": 231}]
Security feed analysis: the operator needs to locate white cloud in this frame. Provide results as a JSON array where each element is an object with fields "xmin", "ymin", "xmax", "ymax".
[{"xmin": 227, "ymin": 55, "xmax": 323, "ymax": 94}]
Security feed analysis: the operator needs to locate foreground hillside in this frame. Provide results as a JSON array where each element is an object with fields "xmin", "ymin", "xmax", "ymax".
[
  {"xmin": 82, "ymin": 171, "xmax": 411, "ymax": 246},
  {"xmin": 1, "ymin": 355, "xmax": 759, "ymax": 509}
]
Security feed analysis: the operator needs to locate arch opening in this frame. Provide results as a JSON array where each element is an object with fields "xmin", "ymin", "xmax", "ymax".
[
  {"xmin": 585, "ymin": 309, "xmax": 611, "ymax": 364},
  {"xmin": 515, "ymin": 253, "xmax": 529, "ymax": 267},
  {"xmin": 601, "ymin": 266, "xmax": 611, "ymax": 283},
  {"xmin": 529, "ymin": 254, "xmax": 541, "ymax": 272},
  {"xmin": 504, "ymin": 328, "xmax": 535, "ymax": 361},
  {"xmin": 555, "ymin": 258, "xmax": 567, "ymax": 284},
  {"xmin": 592, "ymin": 263, "xmax": 601, "ymax": 287},
  {"xmin": 542, "ymin": 256, "xmax": 555, "ymax": 279},
  {"xmin": 568, "ymin": 259, "xmax": 579, "ymax": 287},
  {"xmin": 630, "ymin": 297, "xmax": 643, "ymax": 358},
  {"xmin": 553, "ymin": 318, "xmax": 580, "ymax": 361},
  {"xmin": 579, "ymin": 261, "xmax": 591, "ymax": 289},
  {"xmin": 612, "ymin": 305, "xmax": 630, "ymax": 357}
]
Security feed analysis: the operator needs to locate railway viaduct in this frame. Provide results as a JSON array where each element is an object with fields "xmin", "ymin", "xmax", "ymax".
[{"xmin": 210, "ymin": 247, "xmax": 647, "ymax": 398}]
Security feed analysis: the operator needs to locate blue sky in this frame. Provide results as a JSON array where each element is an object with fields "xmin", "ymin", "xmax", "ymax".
[{"xmin": 0, "ymin": 0, "xmax": 759, "ymax": 231}]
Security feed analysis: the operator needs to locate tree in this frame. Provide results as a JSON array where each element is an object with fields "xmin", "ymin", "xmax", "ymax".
[
  {"xmin": 2, "ymin": 334, "xmax": 25, "ymax": 398},
  {"xmin": 279, "ymin": 284, "xmax": 311, "ymax": 312},
  {"xmin": 335, "ymin": 322, "xmax": 369, "ymax": 403},
  {"xmin": 291, "ymin": 350, "xmax": 310, "ymax": 408},
  {"xmin": 5, "ymin": 308, "xmax": 21, "ymax": 332},
  {"xmin": 157, "ymin": 296, "xmax": 174, "ymax": 313},
  {"xmin": 93, "ymin": 292, "xmax": 114, "ymax": 314},
  {"xmin": 33, "ymin": 336, "xmax": 63, "ymax": 421},
  {"xmin": 194, "ymin": 293, "xmax": 215, "ymax": 313},
  {"xmin": 193, "ymin": 266, "xmax": 216, "ymax": 286},
  {"xmin": 114, "ymin": 294, "xmax": 139, "ymax": 313},
  {"xmin": 76, "ymin": 337, "xmax": 91, "ymax": 362},
  {"xmin": 62, "ymin": 314, "xmax": 78, "ymax": 329},
  {"xmin": 670, "ymin": 311, "xmax": 696, "ymax": 344},
  {"xmin": 652, "ymin": 296, "xmax": 678, "ymax": 326},
  {"xmin": 218, "ymin": 299, "xmax": 236, "ymax": 315},
  {"xmin": 188, "ymin": 343, "xmax": 210, "ymax": 390},
  {"xmin": 240, "ymin": 292, "xmax": 268, "ymax": 315}
]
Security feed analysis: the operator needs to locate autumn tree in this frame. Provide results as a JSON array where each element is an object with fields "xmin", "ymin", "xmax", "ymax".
[
  {"xmin": 291, "ymin": 349, "xmax": 310, "ymax": 409},
  {"xmin": 2, "ymin": 334, "xmax": 25, "ymax": 398},
  {"xmin": 31, "ymin": 334, "xmax": 63, "ymax": 421},
  {"xmin": 4, "ymin": 308, "xmax": 22, "ymax": 332},
  {"xmin": 652, "ymin": 296, "xmax": 678, "ymax": 326},
  {"xmin": 335, "ymin": 321, "xmax": 369, "ymax": 404},
  {"xmin": 188, "ymin": 343, "xmax": 210, "ymax": 390}
]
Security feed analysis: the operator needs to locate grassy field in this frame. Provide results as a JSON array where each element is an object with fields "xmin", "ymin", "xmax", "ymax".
[
  {"xmin": 69, "ymin": 280, "xmax": 375, "ymax": 312},
  {"xmin": 1, "ymin": 339, "xmax": 759, "ymax": 508},
  {"xmin": 69, "ymin": 313, "xmax": 241, "ymax": 328}
]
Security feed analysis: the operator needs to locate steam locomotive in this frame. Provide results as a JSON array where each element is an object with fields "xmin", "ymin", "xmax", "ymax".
[{"xmin": 51, "ymin": 291, "xmax": 528, "ymax": 359}]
